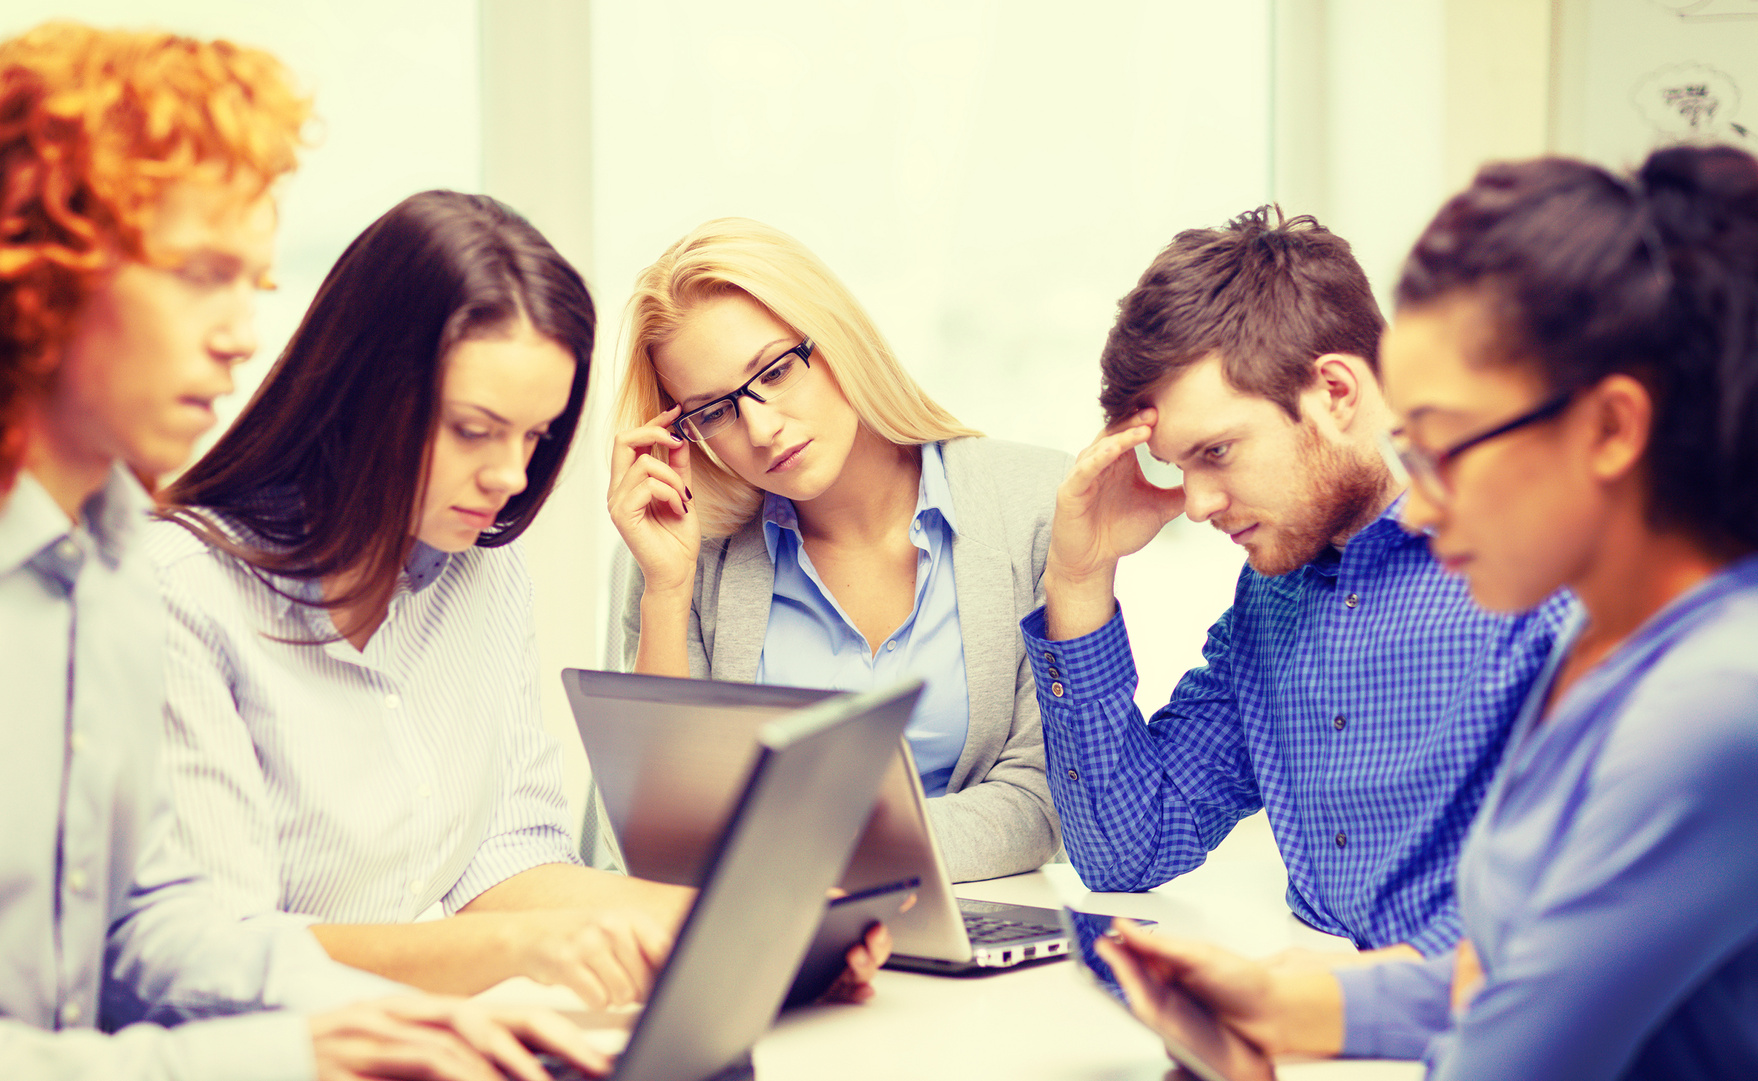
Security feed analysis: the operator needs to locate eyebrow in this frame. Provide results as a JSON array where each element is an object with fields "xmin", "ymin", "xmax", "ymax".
[
  {"xmin": 676, "ymin": 337, "xmax": 795, "ymax": 409},
  {"xmin": 448, "ymin": 402, "xmax": 513, "ymax": 426}
]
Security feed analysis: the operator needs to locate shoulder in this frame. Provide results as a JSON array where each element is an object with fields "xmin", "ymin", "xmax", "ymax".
[{"xmin": 143, "ymin": 514, "xmax": 224, "ymax": 571}]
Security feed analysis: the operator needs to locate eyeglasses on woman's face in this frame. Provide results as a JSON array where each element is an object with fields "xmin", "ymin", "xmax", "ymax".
[
  {"xmin": 669, "ymin": 338, "xmax": 814, "ymax": 443},
  {"xmin": 1380, "ymin": 388, "xmax": 1576, "ymax": 505}
]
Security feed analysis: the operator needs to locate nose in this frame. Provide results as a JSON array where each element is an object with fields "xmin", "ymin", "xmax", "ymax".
[
  {"xmin": 479, "ymin": 439, "xmax": 530, "ymax": 499},
  {"xmin": 739, "ymin": 396, "xmax": 784, "ymax": 448},
  {"xmin": 1182, "ymin": 475, "xmax": 1228, "ymax": 523},
  {"xmin": 210, "ymin": 284, "xmax": 259, "ymax": 367},
  {"xmin": 1399, "ymin": 484, "xmax": 1444, "ymax": 536}
]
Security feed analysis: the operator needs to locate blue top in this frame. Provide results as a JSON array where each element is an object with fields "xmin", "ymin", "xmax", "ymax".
[
  {"xmin": 1339, "ymin": 554, "xmax": 1758, "ymax": 1079},
  {"xmin": 1021, "ymin": 498, "xmax": 1574, "ymax": 955},
  {"xmin": 756, "ymin": 441, "xmax": 970, "ymax": 796},
  {"xmin": 0, "ymin": 467, "xmax": 397, "ymax": 1081}
]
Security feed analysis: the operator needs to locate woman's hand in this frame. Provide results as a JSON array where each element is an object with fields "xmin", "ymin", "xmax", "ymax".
[
  {"xmin": 1096, "ymin": 919, "xmax": 1343, "ymax": 1067},
  {"xmin": 819, "ymin": 921, "xmax": 893, "ymax": 1004},
  {"xmin": 608, "ymin": 406, "xmax": 700, "ymax": 596},
  {"xmin": 311, "ymin": 996, "xmax": 610, "ymax": 1081},
  {"xmin": 499, "ymin": 907, "xmax": 675, "ymax": 1008}
]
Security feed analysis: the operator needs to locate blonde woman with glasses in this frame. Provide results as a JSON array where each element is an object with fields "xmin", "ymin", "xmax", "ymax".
[{"xmin": 607, "ymin": 218, "xmax": 1065, "ymax": 882}]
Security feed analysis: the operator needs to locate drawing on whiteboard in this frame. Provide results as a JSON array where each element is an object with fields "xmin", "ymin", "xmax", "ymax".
[
  {"xmin": 1649, "ymin": 0, "xmax": 1758, "ymax": 19},
  {"xmin": 1633, "ymin": 63, "xmax": 1751, "ymax": 140}
]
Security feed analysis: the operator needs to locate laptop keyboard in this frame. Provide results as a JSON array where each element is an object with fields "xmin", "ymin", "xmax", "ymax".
[{"xmin": 963, "ymin": 913, "xmax": 1059, "ymax": 944}]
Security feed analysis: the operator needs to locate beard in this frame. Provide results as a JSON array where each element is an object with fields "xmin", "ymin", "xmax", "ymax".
[{"xmin": 1241, "ymin": 421, "xmax": 1389, "ymax": 577}]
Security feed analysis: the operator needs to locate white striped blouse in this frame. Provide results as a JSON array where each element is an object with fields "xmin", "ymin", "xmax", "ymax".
[{"xmin": 145, "ymin": 515, "xmax": 580, "ymax": 924}]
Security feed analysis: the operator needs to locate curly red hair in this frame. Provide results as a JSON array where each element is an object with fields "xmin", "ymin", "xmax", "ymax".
[{"xmin": 0, "ymin": 21, "xmax": 310, "ymax": 492}]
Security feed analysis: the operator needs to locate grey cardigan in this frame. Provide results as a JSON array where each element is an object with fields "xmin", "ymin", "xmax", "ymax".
[{"xmin": 608, "ymin": 436, "xmax": 1069, "ymax": 882}]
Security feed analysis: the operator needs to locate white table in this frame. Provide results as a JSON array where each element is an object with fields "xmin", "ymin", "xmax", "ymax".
[{"xmin": 491, "ymin": 814, "xmax": 1424, "ymax": 1080}]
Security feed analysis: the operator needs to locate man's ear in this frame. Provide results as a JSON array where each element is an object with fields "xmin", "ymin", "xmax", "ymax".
[{"xmin": 1308, "ymin": 353, "xmax": 1374, "ymax": 429}]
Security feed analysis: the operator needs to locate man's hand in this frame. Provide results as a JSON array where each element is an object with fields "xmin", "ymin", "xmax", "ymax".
[
  {"xmin": 1044, "ymin": 409, "xmax": 1186, "ymax": 640},
  {"xmin": 1097, "ymin": 919, "xmax": 1343, "ymax": 1066},
  {"xmin": 311, "ymin": 996, "xmax": 610, "ymax": 1081},
  {"xmin": 819, "ymin": 921, "xmax": 892, "ymax": 1005}
]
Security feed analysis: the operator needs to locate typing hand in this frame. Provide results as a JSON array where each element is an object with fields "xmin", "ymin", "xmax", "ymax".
[
  {"xmin": 506, "ymin": 907, "xmax": 674, "ymax": 1008},
  {"xmin": 1044, "ymin": 409, "xmax": 1186, "ymax": 639},
  {"xmin": 311, "ymin": 996, "xmax": 610, "ymax": 1081}
]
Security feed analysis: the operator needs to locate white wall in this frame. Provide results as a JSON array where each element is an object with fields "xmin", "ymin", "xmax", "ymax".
[{"xmin": 585, "ymin": 0, "xmax": 1273, "ymax": 716}]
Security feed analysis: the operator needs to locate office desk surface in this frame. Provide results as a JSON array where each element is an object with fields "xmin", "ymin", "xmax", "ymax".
[{"xmin": 487, "ymin": 813, "xmax": 1425, "ymax": 1079}]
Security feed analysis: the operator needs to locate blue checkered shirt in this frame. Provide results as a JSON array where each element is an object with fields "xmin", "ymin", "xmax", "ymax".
[{"xmin": 1021, "ymin": 501, "xmax": 1577, "ymax": 955}]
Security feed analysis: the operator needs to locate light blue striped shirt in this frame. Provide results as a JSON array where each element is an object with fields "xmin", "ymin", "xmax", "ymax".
[
  {"xmin": 146, "ymin": 513, "xmax": 580, "ymax": 923},
  {"xmin": 1, "ymin": 467, "xmax": 399, "ymax": 1081},
  {"xmin": 755, "ymin": 441, "xmax": 970, "ymax": 797}
]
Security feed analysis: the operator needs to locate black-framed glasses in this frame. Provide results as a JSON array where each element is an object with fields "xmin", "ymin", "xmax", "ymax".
[
  {"xmin": 1380, "ymin": 388, "xmax": 1576, "ymax": 504},
  {"xmin": 669, "ymin": 339, "xmax": 815, "ymax": 443}
]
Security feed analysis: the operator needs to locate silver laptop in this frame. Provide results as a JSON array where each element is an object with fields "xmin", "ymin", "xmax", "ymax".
[
  {"xmin": 564, "ymin": 668, "xmax": 1069, "ymax": 974},
  {"xmin": 591, "ymin": 681, "xmax": 921, "ymax": 1081}
]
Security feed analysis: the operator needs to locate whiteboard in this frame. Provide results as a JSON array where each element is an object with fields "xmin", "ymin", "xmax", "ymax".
[{"xmin": 1554, "ymin": 0, "xmax": 1758, "ymax": 169}]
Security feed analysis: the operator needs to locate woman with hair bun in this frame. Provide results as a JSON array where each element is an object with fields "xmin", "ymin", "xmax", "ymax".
[
  {"xmin": 607, "ymin": 218, "xmax": 1066, "ymax": 882},
  {"xmin": 1091, "ymin": 144, "xmax": 1758, "ymax": 1080}
]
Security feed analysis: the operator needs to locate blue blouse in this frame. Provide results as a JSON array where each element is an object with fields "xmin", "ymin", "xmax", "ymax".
[
  {"xmin": 1339, "ymin": 554, "xmax": 1758, "ymax": 1079},
  {"xmin": 755, "ymin": 442, "xmax": 970, "ymax": 796}
]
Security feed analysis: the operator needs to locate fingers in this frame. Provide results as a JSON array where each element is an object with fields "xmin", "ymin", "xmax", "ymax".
[
  {"xmin": 484, "ymin": 1005, "xmax": 614, "ymax": 1080},
  {"xmin": 1095, "ymin": 935, "xmax": 1166, "ymax": 1031},
  {"xmin": 1066, "ymin": 413, "xmax": 1157, "ymax": 495},
  {"xmin": 311, "ymin": 999, "xmax": 505, "ymax": 1081},
  {"xmin": 610, "ymin": 406, "xmax": 685, "ymax": 478},
  {"xmin": 610, "ymin": 453, "xmax": 691, "ymax": 521}
]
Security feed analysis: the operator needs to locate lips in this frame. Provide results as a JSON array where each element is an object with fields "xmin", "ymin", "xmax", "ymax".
[
  {"xmin": 1224, "ymin": 524, "xmax": 1257, "ymax": 545},
  {"xmin": 453, "ymin": 506, "xmax": 498, "ymax": 528},
  {"xmin": 768, "ymin": 440, "xmax": 810, "ymax": 474}
]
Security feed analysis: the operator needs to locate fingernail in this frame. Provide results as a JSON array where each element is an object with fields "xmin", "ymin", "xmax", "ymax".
[{"xmin": 685, "ymin": 486, "xmax": 693, "ymax": 501}]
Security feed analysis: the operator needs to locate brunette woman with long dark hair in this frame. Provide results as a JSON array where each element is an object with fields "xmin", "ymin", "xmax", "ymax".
[
  {"xmin": 1090, "ymin": 144, "xmax": 1758, "ymax": 1080},
  {"xmin": 148, "ymin": 190, "xmax": 695, "ymax": 1006}
]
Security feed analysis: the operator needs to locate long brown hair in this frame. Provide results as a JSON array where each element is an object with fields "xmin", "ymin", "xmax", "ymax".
[{"xmin": 160, "ymin": 190, "xmax": 594, "ymax": 631}]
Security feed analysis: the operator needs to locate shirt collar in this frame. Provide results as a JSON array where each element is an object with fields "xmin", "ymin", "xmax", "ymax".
[
  {"xmin": 0, "ymin": 464, "xmax": 146, "ymax": 580},
  {"xmin": 1299, "ymin": 491, "xmax": 1418, "ymax": 582},
  {"xmin": 762, "ymin": 441, "xmax": 958, "ymax": 561}
]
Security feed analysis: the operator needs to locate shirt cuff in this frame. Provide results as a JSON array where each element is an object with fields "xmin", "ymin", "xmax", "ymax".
[
  {"xmin": 1336, "ymin": 953, "xmax": 1454, "ymax": 1060},
  {"xmin": 1020, "ymin": 604, "xmax": 1138, "ymax": 702}
]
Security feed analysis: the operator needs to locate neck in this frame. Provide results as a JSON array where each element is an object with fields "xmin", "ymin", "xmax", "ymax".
[
  {"xmin": 1568, "ymin": 510, "xmax": 1730, "ymax": 667},
  {"xmin": 791, "ymin": 427, "xmax": 922, "ymax": 545},
  {"xmin": 20, "ymin": 405, "xmax": 114, "ymax": 522}
]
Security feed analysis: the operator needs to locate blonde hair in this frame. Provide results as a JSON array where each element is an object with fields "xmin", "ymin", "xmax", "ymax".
[{"xmin": 615, "ymin": 217, "xmax": 978, "ymax": 537}]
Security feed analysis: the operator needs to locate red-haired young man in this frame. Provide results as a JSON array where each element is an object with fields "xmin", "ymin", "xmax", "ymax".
[{"xmin": 0, "ymin": 22, "xmax": 602, "ymax": 1080}]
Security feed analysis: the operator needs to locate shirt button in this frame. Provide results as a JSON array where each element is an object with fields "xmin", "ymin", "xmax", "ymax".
[
  {"xmin": 1066, "ymin": 768, "xmax": 1079, "ymax": 781},
  {"xmin": 62, "ymin": 1001, "xmax": 82, "ymax": 1025},
  {"xmin": 67, "ymin": 868, "xmax": 88, "ymax": 892},
  {"xmin": 417, "ymin": 783, "xmax": 433, "ymax": 799},
  {"xmin": 884, "ymin": 641, "xmax": 897, "ymax": 652},
  {"xmin": 384, "ymin": 693, "xmax": 401, "ymax": 709},
  {"xmin": 1050, "ymin": 681, "xmax": 1065, "ymax": 698},
  {"xmin": 56, "ymin": 538, "xmax": 79, "ymax": 562},
  {"xmin": 1335, "ymin": 832, "xmax": 1348, "ymax": 848},
  {"xmin": 1333, "ymin": 714, "xmax": 1347, "ymax": 730},
  {"xmin": 408, "ymin": 879, "xmax": 423, "ymax": 895},
  {"xmin": 70, "ymin": 731, "xmax": 88, "ymax": 754},
  {"xmin": 1043, "ymin": 651, "xmax": 1055, "ymax": 662},
  {"xmin": 1047, "ymin": 667, "xmax": 1060, "ymax": 678},
  {"xmin": 1344, "ymin": 593, "xmax": 1360, "ymax": 609}
]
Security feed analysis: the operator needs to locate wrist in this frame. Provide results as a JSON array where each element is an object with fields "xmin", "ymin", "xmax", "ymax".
[
  {"xmin": 1267, "ymin": 967, "xmax": 1345, "ymax": 1058},
  {"xmin": 1042, "ymin": 563, "xmax": 1119, "ymax": 641}
]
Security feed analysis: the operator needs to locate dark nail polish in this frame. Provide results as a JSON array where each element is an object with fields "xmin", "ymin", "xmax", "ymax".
[{"xmin": 685, "ymin": 486, "xmax": 694, "ymax": 501}]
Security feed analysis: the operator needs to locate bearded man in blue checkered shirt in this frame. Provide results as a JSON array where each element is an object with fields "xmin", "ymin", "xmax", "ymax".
[{"xmin": 1022, "ymin": 206, "xmax": 1575, "ymax": 961}]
